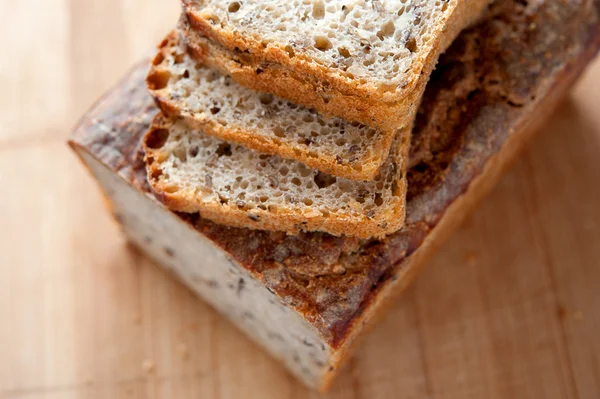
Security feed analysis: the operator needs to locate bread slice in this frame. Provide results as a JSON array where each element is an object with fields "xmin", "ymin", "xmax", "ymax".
[
  {"xmin": 181, "ymin": 0, "xmax": 489, "ymax": 133},
  {"xmin": 144, "ymin": 114, "xmax": 408, "ymax": 239},
  {"xmin": 148, "ymin": 32, "xmax": 398, "ymax": 181}
]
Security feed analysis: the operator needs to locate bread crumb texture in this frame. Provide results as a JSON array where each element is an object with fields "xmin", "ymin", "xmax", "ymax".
[
  {"xmin": 144, "ymin": 114, "xmax": 406, "ymax": 238},
  {"xmin": 148, "ymin": 33, "xmax": 390, "ymax": 179},
  {"xmin": 187, "ymin": 0, "xmax": 453, "ymax": 88}
]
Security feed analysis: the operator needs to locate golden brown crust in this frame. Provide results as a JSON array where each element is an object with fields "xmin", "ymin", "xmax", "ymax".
[
  {"xmin": 148, "ymin": 31, "xmax": 399, "ymax": 181},
  {"xmin": 181, "ymin": 0, "xmax": 490, "ymax": 131},
  {"xmin": 143, "ymin": 114, "xmax": 408, "ymax": 239}
]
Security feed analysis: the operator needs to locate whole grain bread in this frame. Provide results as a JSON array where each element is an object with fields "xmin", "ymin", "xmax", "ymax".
[
  {"xmin": 144, "ymin": 113, "xmax": 408, "ymax": 238},
  {"xmin": 70, "ymin": 0, "xmax": 600, "ymax": 392},
  {"xmin": 148, "ymin": 32, "xmax": 397, "ymax": 180},
  {"xmin": 181, "ymin": 0, "xmax": 490, "ymax": 133}
]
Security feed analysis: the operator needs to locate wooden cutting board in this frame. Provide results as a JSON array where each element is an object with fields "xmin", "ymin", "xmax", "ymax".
[{"xmin": 1, "ymin": 1, "xmax": 599, "ymax": 398}]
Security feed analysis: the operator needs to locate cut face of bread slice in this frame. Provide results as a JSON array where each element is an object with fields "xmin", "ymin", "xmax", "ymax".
[
  {"xmin": 182, "ymin": 0, "xmax": 490, "ymax": 132},
  {"xmin": 144, "ymin": 115, "xmax": 408, "ymax": 239},
  {"xmin": 148, "ymin": 32, "xmax": 399, "ymax": 181}
]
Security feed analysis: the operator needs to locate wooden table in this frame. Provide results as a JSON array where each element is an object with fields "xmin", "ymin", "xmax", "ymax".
[{"xmin": 1, "ymin": 1, "xmax": 599, "ymax": 398}]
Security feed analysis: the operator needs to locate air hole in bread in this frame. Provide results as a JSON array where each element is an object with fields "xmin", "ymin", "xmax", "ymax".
[
  {"xmin": 377, "ymin": 21, "xmax": 396, "ymax": 40},
  {"xmin": 314, "ymin": 172, "xmax": 336, "ymax": 189},
  {"xmin": 150, "ymin": 167, "xmax": 163, "ymax": 180},
  {"xmin": 147, "ymin": 70, "xmax": 171, "ymax": 90},
  {"xmin": 338, "ymin": 47, "xmax": 351, "ymax": 58},
  {"xmin": 205, "ymin": 71, "xmax": 219, "ymax": 83},
  {"xmin": 314, "ymin": 36, "xmax": 332, "ymax": 51},
  {"xmin": 145, "ymin": 128, "xmax": 170, "ymax": 149},
  {"xmin": 188, "ymin": 146, "xmax": 199, "ymax": 157},
  {"xmin": 216, "ymin": 143, "xmax": 232, "ymax": 157},
  {"xmin": 298, "ymin": 165, "xmax": 312, "ymax": 177},
  {"xmin": 406, "ymin": 38, "xmax": 418, "ymax": 53},
  {"xmin": 259, "ymin": 93, "xmax": 274, "ymax": 105},
  {"xmin": 285, "ymin": 45, "xmax": 296, "ymax": 58},
  {"xmin": 312, "ymin": 0, "xmax": 325, "ymax": 19},
  {"xmin": 174, "ymin": 148, "xmax": 187, "ymax": 162},
  {"xmin": 174, "ymin": 53, "xmax": 185, "ymax": 64}
]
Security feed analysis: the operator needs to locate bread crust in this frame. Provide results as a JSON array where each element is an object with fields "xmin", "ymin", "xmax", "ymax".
[
  {"xmin": 181, "ymin": 0, "xmax": 490, "ymax": 132},
  {"xmin": 319, "ymin": 43, "xmax": 593, "ymax": 391},
  {"xmin": 149, "ymin": 32, "xmax": 399, "ymax": 181}
]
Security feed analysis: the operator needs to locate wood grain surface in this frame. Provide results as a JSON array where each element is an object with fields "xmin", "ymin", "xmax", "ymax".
[{"xmin": 1, "ymin": 1, "xmax": 599, "ymax": 398}]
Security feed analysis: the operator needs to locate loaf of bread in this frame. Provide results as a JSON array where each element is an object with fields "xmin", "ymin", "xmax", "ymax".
[
  {"xmin": 70, "ymin": 0, "xmax": 599, "ymax": 391},
  {"xmin": 181, "ymin": 0, "xmax": 489, "ymax": 133},
  {"xmin": 144, "ymin": 113, "xmax": 407, "ymax": 238},
  {"xmin": 148, "ymin": 32, "xmax": 398, "ymax": 181}
]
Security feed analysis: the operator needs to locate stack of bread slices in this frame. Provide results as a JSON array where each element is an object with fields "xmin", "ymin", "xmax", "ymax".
[{"xmin": 144, "ymin": 0, "xmax": 489, "ymax": 239}]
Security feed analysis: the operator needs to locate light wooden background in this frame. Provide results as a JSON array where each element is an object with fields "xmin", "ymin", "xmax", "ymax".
[{"xmin": 1, "ymin": 1, "xmax": 599, "ymax": 398}]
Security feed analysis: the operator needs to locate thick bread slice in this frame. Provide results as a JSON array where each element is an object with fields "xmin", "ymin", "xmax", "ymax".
[
  {"xmin": 144, "ymin": 114, "xmax": 408, "ymax": 239},
  {"xmin": 181, "ymin": 0, "xmax": 490, "ymax": 133},
  {"xmin": 148, "ymin": 32, "xmax": 398, "ymax": 181}
]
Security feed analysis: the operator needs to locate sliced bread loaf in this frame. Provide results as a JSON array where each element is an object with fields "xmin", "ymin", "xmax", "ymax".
[
  {"xmin": 181, "ymin": 0, "xmax": 489, "ymax": 132},
  {"xmin": 144, "ymin": 114, "xmax": 408, "ymax": 238},
  {"xmin": 148, "ymin": 32, "xmax": 398, "ymax": 181}
]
